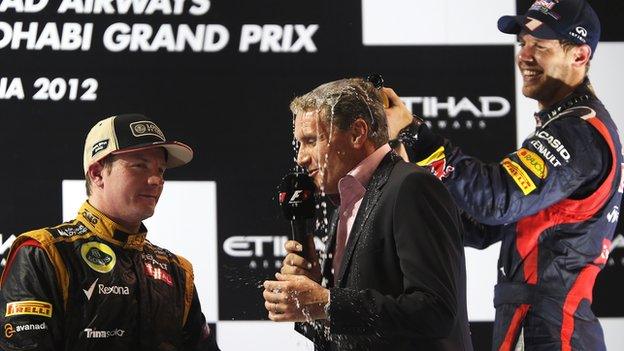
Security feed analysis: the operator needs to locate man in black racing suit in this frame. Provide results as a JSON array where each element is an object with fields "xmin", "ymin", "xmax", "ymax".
[
  {"xmin": 0, "ymin": 114, "xmax": 220, "ymax": 351},
  {"xmin": 384, "ymin": 1, "xmax": 623, "ymax": 350}
]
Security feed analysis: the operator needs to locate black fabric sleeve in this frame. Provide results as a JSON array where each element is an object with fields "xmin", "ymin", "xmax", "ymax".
[
  {"xmin": 329, "ymin": 172, "xmax": 462, "ymax": 338},
  {"xmin": 182, "ymin": 286, "xmax": 220, "ymax": 351},
  {"xmin": 0, "ymin": 244, "xmax": 64, "ymax": 351}
]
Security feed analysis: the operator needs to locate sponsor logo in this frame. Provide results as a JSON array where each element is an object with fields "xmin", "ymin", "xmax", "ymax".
[
  {"xmin": 416, "ymin": 146, "xmax": 454, "ymax": 180},
  {"xmin": 517, "ymin": 148, "xmax": 548, "ymax": 179},
  {"xmin": 529, "ymin": 1, "xmax": 561, "ymax": 19},
  {"xmin": 223, "ymin": 235, "xmax": 326, "ymax": 270},
  {"xmin": 130, "ymin": 121, "xmax": 165, "ymax": 141},
  {"xmin": 576, "ymin": 26, "xmax": 588, "ymax": 37},
  {"xmin": 400, "ymin": 96, "xmax": 511, "ymax": 130},
  {"xmin": 56, "ymin": 223, "xmax": 89, "ymax": 237},
  {"xmin": 4, "ymin": 322, "xmax": 47, "ymax": 338},
  {"xmin": 535, "ymin": 131, "xmax": 570, "ymax": 161},
  {"xmin": 529, "ymin": 140, "xmax": 563, "ymax": 167},
  {"xmin": 281, "ymin": 189, "xmax": 313, "ymax": 205},
  {"xmin": 80, "ymin": 242, "xmax": 116, "ymax": 273},
  {"xmin": 143, "ymin": 262, "xmax": 173, "ymax": 286},
  {"xmin": 81, "ymin": 209, "xmax": 99, "ymax": 225},
  {"xmin": 530, "ymin": 0, "xmax": 557, "ymax": 11},
  {"xmin": 607, "ymin": 206, "xmax": 620, "ymax": 224},
  {"xmin": 98, "ymin": 284, "xmax": 129, "ymax": 296},
  {"xmin": 5, "ymin": 301, "xmax": 52, "ymax": 318},
  {"xmin": 83, "ymin": 278, "xmax": 98, "ymax": 300},
  {"xmin": 91, "ymin": 139, "xmax": 109, "ymax": 157},
  {"xmin": 4, "ymin": 324, "xmax": 13, "ymax": 338},
  {"xmin": 84, "ymin": 328, "xmax": 125, "ymax": 338},
  {"xmin": 83, "ymin": 279, "xmax": 130, "ymax": 301},
  {"xmin": 501, "ymin": 158, "xmax": 537, "ymax": 195},
  {"xmin": 141, "ymin": 253, "xmax": 168, "ymax": 271}
]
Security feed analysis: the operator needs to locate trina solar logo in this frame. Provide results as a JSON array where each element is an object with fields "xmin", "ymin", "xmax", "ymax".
[{"xmin": 400, "ymin": 96, "xmax": 511, "ymax": 129}]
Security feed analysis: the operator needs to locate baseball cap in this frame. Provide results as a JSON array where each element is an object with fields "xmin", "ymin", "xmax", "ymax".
[
  {"xmin": 498, "ymin": 0, "xmax": 600, "ymax": 57},
  {"xmin": 83, "ymin": 114, "xmax": 193, "ymax": 173}
]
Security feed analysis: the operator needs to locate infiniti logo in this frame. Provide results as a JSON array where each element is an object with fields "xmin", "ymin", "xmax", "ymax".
[{"xmin": 576, "ymin": 26, "xmax": 588, "ymax": 37}]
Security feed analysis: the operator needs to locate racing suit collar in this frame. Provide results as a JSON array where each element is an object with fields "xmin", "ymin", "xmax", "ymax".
[
  {"xmin": 534, "ymin": 77, "xmax": 595, "ymax": 127},
  {"xmin": 77, "ymin": 201, "xmax": 147, "ymax": 250}
]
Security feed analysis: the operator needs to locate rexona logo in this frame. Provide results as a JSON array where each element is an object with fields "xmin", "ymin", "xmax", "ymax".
[
  {"xmin": 80, "ymin": 242, "xmax": 116, "ymax": 273},
  {"xmin": 84, "ymin": 328, "xmax": 125, "ymax": 338},
  {"xmin": 401, "ymin": 96, "xmax": 511, "ymax": 129},
  {"xmin": 83, "ymin": 278, "xmax": 130, "ymax": 300}
]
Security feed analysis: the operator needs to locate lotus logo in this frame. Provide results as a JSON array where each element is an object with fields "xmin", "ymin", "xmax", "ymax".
[
  {"xmin": 576, "ymin": 26, "xmax": 588, "ymax": 37},
  {"xmin": 80, "ymin": 242, "xmax": 117, "ymax": 273}
]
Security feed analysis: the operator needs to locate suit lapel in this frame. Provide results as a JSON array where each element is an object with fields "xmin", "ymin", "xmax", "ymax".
[
  {"xmin": 321, "ymin": 208, "xmax": 339, "ymax": 287},
  {"xmin": 335, "ymin": 152, "xmax": 400, "ymax": 286}
]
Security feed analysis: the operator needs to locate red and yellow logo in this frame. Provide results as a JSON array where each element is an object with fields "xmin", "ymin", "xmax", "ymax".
[
  {"xmin": 417, "ymin": 146, "xmax": 454, "ymax": 180},
  {"xmin": 5, "ymin": 301, "xmax": 53, "ymax": 318},
  {"xmin": 517, "ymin": 148, "xmax": 548, "ymax": 179},
  {"xmin": 502, "ymin": 158, "xmax": 537, "ymax": 195}
]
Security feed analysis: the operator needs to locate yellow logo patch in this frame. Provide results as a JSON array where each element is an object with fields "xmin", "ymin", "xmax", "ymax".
[
  {"xmin": 80, "ymin": 242, "xmax": 116, "ymax": 273},
  {"xmin": 5, "ymin": 301, "xmax": 52, "ymax": 318},
  {"xmin": 517, "ymin": 148, "xmax": 548, "ymax": 179},
  {"xmin": 502, "ymin": 158, "xmax": 537, "ymax": 195}
]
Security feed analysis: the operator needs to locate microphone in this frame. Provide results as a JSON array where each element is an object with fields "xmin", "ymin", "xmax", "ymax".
[{"xmin": 278, "ymin": 172, "xmax": 316, "ymax": 258}]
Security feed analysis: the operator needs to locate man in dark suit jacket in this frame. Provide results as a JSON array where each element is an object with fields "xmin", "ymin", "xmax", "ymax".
[{"xmin": 262, "ymin": 77, "xmax": 472, "ymax": 350}]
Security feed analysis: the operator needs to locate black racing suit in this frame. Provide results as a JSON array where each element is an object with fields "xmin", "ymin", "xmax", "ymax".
[
  {"xmin": 0, "ymin": 201, "xmax": 220, "ymax": 351},
  {"xmin": 397, "ymin": 79, "xmax": 623, "ymax": 350}
]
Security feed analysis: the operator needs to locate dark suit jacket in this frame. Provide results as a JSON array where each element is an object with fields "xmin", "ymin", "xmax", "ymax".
[{"xmin": 296, "ymin": 152, "xmax": 473, "ymax": 351}]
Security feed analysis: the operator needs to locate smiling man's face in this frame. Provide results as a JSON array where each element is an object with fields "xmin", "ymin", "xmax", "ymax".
[{"xmin": 517, "ymin": 32, "xmax": 581, "ymax": 108}]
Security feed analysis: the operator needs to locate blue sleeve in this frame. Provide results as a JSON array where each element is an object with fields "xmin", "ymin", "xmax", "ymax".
[{"xmin": 405, "ymin": 116, "xmax": 605, "ymax": 226}]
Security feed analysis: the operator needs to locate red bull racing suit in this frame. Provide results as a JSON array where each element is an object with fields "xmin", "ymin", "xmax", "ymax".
[
  {"xmin": 0, "ymin": 201, "xmax": 220, "ymax": 351},
  {"xmin": 396, "ymin": 79, "xmax": 623, "ymax": 350}
]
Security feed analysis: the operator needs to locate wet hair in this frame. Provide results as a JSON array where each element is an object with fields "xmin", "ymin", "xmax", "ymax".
[
  {"xmin": 289, "ymin": 77, "xmax": 389, "ymax": 147},
  {"xmin": 85, "ymin": 155, "xmax": 116, "ymax": 196}
]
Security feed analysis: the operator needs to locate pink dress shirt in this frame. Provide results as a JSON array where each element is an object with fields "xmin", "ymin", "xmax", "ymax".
[{"xmin": 332, "ymin": 144, "xmax": 391, "ymax": 276}]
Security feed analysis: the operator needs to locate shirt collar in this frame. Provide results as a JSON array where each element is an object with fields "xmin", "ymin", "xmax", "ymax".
[
  {"xmin": 348, "ymin": 144, "xmax": 392, "ymax": 186},
  {"xmin": 337, "ymin": 144, "xmax": 391, "ymax": 206},
  {"xmin": 77, "ymin": 201, "xmax": 147, "ymax": 250},
  {"xmin": 534, "ymin": 77, "xmax": 595, "ymax": 127}
]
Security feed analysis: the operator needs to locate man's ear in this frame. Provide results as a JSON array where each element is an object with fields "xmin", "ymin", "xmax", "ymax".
[
  {"xmin": 351, "ymin": 118, "xmax": 369, "ymax": 148},
  {"xmin": 571, "ymin": 44, "xmax": 591, "ymax": 68},
  {"xmin": 87, "ymin": 162, "xmax": 106, "ymax": 190}
]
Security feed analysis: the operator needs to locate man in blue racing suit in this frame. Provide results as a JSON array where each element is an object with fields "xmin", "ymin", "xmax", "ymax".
[{"xmin": 385, "ymin": 0, "xmax": 623, "ymax": 350}]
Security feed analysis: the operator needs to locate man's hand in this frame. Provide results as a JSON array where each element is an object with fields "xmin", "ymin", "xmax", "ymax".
[
  {"xmin": 383, "ymin": 87, "xmax": 414, "ymax": 139},
  {"xmin": 263, "ymin": 273, "xmax": 329, "ymax": 322},
  {"xmin": 280, "ymin": 239, "xmax": 321, "ymax": 283}
]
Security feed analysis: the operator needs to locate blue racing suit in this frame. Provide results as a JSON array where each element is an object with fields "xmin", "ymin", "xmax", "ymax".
[{"xmin": 397, "ymin": 78, "xmax": 623, "ymax": 350}]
